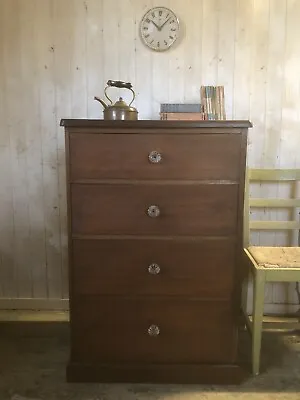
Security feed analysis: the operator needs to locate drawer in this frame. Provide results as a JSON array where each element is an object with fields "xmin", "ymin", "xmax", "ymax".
[
  {"xmin": 71, "ymin": 297, "xmax": 237, "ymax": 364},
  {"xmin": 69, "ymin": 133, "xmax": 241, "ymax": 181},
  {"xmin": 72, "ymin": 238, "xmax": 236, "ymax": 299},
  {"xmin": 71, "ymin": 183, "xmax": 238, "ymax": 236}
]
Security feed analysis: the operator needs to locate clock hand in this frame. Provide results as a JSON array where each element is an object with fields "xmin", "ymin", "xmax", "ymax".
[
  {"xmin": 150, "ymin": 20, "xmax": 160, "ymax": 30},
  {"xmin": 159, "ymin": 17, "xmax": 171, "ymax": 30}
]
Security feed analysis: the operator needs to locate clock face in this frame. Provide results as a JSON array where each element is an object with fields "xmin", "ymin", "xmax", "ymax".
[{"xmin": 140, "ymin": 7, "xmax": 180, "ymax": 52}]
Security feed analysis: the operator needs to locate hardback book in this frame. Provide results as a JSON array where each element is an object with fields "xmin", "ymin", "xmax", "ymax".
[
  {"xmin": 160, "ymin": 103, "xmax": 201, "ymax": 113},
  {"xmin": 160, "ymin": 112, "xmax": 205, "ymax": 121}
]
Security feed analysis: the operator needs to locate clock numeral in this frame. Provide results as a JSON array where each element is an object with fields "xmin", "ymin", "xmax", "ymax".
[
  {"xmin": 159, "ymin": 10, "xmax": 162, "ymax": 16},
  {"xmin": 157, "ymin": 41, "xmax": 160, "ymax": 48},
  {"xmin": 150, "ymin": 39, "xmax": 154, "ymax": 44},
  {"xmin": 151, "ymin": 12, "xmax": 155, "ymax": 18},
  {"xmin": 143, "ymin": 26, "xmax": 149, "ymax": 30},
  {"xmin": 170, "ymin": 19, "xmax": 175, "ymax": 24},
  {"xmin": 146, "ymin": 18, "xmax": 150, "ymax": 23},
  {"xmin": 164, "ymin": 40, "xmax": 168, "ymax": 46},
  {"xmin": 169, "ymin": 35, "xmax": 174, "ymax": 40},
  {"xmin": 145, "ymin": 34, "xmax": 150, "ymax": 39},
  {"xmin": 166, "ymin": 13, "xmax": 170, "ymax": 19},
  {"xmin": 171, "ymin": 28, "xmax": 176, "ymax": 32}
]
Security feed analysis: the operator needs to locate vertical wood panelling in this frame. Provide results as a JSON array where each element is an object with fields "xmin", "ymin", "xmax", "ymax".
[
  {"xmin": 53, "ymin": 0, "xmax": 73, "ymax": 298},
  {"xmin": 0, "ymin": 0, "xmax": 300, "ymax": 312},
  {"xmin": 183, "ymin": 0, "xmax": 203, "ymax": 103},
  {"xmin": 280, "ymin": 0, "xmax": 300, "ymax": 170},
  {"xmin": 265, "ymin": 0, "xmax": 288, "ymax": 306},
  {"xmin": 233, "ymin": 0, "xmax": 252, "ymax": 120},
  {"xmin": 85, "ymin": 0, "xmax": 104, "ymax": 119},
  {"xmin": 103, "ymin": 1, "xmax": 119, "ymax": 93},
  {"xmin": 152, "ymin": 0, "xmax": 170, "ymax": 117},
  {"xmin": 71, "ymin": 2, "xmax": 87, "ymax": 118},
  {"xmin": 248, "ymin": 0, "xmax": 270, "ymax": 263},
  {"xmin": 20, "ymin": 0, "xmax": 47, "ymax": 298},
  {"xmin": 272, "ymin": 0, "xmax": 300, "ymax": 307},
  {"xmin": 201, "ymin": 0, "xmax": 218, "ymax": 85},
  {"xmin": 118, "ymin": 0, "xmax": 136, "ymax": 102},
  {"xmin": 3, "ymin": 1, "xmax": 32, "ymax": 298},
  {"xmin": 35, "ymin": 0, "xmax": 62, "ymax": 299},
  {"xmin": 0, "ymin": 2, "xmax": 13, "ymax": 297},
  {"xmin": 217, "ymin": 0, "xmax": 236, "ymax": 118},
  {"xmin": 168, "ymin": 0, "xmax": 185, "ymax": 106},
  {"xmin": 134, "ymin": 2, "xmax": 153, "ymax": 119}
]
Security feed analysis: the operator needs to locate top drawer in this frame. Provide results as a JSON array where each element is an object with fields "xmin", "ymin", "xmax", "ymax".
[{"xmin": 68, "ymin": 133, "xmax": 241, "ymax": 181}]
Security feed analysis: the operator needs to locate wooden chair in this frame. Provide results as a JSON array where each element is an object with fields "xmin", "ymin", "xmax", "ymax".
[{"xmin": 242, "ymin": 168, "xmax": 300, "ymax": 375}]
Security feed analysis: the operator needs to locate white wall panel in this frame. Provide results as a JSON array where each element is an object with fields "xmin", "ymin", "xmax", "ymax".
[{"xmin": 0, "ymin": 0, "xmax": 299, "ymax": 311}]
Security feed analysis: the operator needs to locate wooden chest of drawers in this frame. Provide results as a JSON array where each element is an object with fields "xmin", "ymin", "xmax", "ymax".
[{"xmin": 61, "ymin": 119, "xmax": 252, "ymax": 384}]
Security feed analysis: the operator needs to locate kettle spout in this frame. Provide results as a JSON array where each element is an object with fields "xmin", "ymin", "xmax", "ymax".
[{"xmin": 94, "ymin": 96, "xmax": 108, "ymax": 109}]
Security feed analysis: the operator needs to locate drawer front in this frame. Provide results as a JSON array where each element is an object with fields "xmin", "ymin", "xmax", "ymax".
[
  {"xmin": 69, "ymin": 133, "xmax": 241, "ymax": 181},
  {"xmin": 71, "ymin": 183, "xmax": 238, "ymax": 236},
  {"xmin": 72, "ymin": 238, "xmax": 236, "ymax": 298},
  {"xmin": 71, "ymin": 297, "xmax": 237, "ymax": 364}
]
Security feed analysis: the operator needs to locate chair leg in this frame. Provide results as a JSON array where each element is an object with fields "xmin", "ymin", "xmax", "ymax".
[
  {"xmin": 252, "ymin": 269, "xmax": 265, "ymax": 376},
  {"xmin": 241, "ymin": 273, "xmax": 249, "ymax": 316}
]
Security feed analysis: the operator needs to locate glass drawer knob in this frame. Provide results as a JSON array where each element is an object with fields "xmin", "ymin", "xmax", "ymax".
[
  {"xmin": 148, "ymin": 151, "xmax": 162, "ymax": 164},
  {"xmin": 147, "ymin": 324, "xmax": 160, "ymax": 337},
  {"xmin": 147, "ymin": 205, "xmax": 160, "ymax": 218},
  {"xmin": 148, "ymin": 263, "xmax": 161, "ymax": 275}
]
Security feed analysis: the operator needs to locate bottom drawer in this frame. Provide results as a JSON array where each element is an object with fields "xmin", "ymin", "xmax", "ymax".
[{"xmin": 71, "ymin": 297, "xmax": 237, "ymax": 364}]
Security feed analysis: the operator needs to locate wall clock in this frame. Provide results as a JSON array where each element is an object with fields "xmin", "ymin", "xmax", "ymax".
[{"xmin": 140, "ymin": 7, "xmax": 180, "ymax": 52}]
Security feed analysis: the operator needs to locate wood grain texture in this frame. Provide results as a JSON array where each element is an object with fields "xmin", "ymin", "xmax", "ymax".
[
  {"xmin": 61, "ymin": 119, "xmax": 252, "ymax": 128},
  {"xmin": 71, "ymin": 296, "xmax": 237, "ymax": 364},
  {"xmin": 69, "ymin": 132, "xmax": 242, "ymax": 181},
  {"xmin": 0, "ymin": 0, "xmax": 300, "ymax": 313},
  {"xmin": 52, "ymin": 0, "xmax": 73, "ymax": 299},
  {"xmin": 20, "ymin": 0, "xmax": 48, "ymax": 298},
  {"xmin": 72, "ymin": 238, "xmax": 236, "ymax": 298},
  {"xmin": 2, "ymin": 1, "xmax": 31, "ymax": 298},
  {"xmin": 35, "ymin": 1, "xmax": 63, "ymax": 299},
  {"xmin": 217, "ymin": 0, "xmax": 236, "ymax": 118},
  {"xmin": 71, "ymin": 183, "xmax": 238, "ymax": 236},
  {"xmin": 66, "ymin": 120, "xmax": 248, "ymax": 383}
]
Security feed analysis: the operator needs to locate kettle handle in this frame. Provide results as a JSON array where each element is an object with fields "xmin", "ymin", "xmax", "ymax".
[
  {"xmin": 104, "ymin": 80, "xmax": 136, "ymax": 106},
  {"xmin": 107, "ymin": 80, "xmax": 132, "ymax": 89}
]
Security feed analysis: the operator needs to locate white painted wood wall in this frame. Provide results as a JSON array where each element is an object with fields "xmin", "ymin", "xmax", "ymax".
[{"xmin": 0, "ymin": 0, "xmax": 300, "ymax": 312}]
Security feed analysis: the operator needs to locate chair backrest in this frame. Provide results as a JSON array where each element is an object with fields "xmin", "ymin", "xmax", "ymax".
[{"xmin": 243, "ymin": 168, "xmax": 300, "ymax": 247}]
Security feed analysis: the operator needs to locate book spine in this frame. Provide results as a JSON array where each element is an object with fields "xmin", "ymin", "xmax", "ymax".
[{"xmin": 159, "ymin": 112, "xmax": 205, "ymax": 121}]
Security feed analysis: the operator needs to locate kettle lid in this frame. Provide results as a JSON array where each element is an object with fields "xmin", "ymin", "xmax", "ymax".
[
  {"xmin": 112, "ymin": 97, "xmax": 137, "ymax": 112},
  {"xmin": 114, "ymin": 97, "xmax": 128, "ymax": 107}
]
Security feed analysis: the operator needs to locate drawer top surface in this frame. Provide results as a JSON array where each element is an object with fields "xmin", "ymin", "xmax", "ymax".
[{"xmin": 60, "ymin": 119, "xmax": 252, "ymax": 130}]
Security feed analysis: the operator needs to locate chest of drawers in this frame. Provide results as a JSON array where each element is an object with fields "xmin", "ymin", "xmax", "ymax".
[{"xmin": 60, "ymin": 119, "xmax": 252, "ymax": 384}]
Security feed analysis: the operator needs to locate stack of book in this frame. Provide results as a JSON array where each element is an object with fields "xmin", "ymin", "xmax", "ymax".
[
  {"xmin": 200, "ymin": 86, "xmax": 226, "ymax": 120},
  {"xmin": 160, "ymin": 103, "xmax": 205, "ymax": 121},
  {"xmin": 159, "ymin": 86, "xmax": 226, "ymax": 121}
]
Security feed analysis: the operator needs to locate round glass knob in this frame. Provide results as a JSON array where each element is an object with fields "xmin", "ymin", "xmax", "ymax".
[
  {"xmin": 148, "ymin": 263, "xmax": 161, "ymax": 275},
  {"xmin": 148, "ymin": 151, "xmax": 162, "ymax": 164},
  {"xmin": 147, "ymin": 324, "xmax": 160, "ymax": 337},
  {"xmin": 147, "ymin": 205, "xmax": 160, "ymax": 218}
]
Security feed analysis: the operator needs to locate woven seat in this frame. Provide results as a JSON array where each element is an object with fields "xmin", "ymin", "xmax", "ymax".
[{"xmin": 248, "ymin": 246, "xmax": 300, "ymax": 268}]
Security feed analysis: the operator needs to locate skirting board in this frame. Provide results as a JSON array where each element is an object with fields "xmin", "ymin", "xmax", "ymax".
[
  {"xmin": 0, "ymin": 298, "xmax": 69, "ymax": 311},
  {"xmin": 0, "ymin": 298, "xmax": 298, "ymax": 315}
]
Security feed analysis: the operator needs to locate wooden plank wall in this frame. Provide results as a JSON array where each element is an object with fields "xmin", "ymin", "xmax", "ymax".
[{"xmin": 0, "ymin": 0, "xmax": 299, "ymax": 312}]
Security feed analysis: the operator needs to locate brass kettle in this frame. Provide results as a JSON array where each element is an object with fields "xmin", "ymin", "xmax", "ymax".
[{"xmin": 94, "ymin": 80, "xmax": 138, "ymax": 120}]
